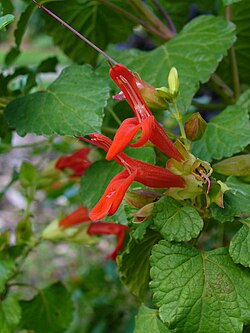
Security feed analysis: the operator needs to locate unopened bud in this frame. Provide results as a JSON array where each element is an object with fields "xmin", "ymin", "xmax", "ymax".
[
  {"xmin": 156, "ymin": 67, "xmax": 180, "ymax": 103},
  {"xmin": 42, "ymin": 219, "xmax": 97, "ymax": 244},
  {"xmin": 134, "ymin": 203, "xmax": 154, "ymax": 223},
  {"xmin": 168, "ymin": 67, "xmax": 179, "ymax": 94},
  {"xmin": 213, "ymin": 155, "xmax": 250, "ymax": 176},
  {"xmin": 140, "ymin": 83, "xmax": 168, "ymax": 110},
  {"xmin": 125, "ymin": 190, "xmax": 160, "ymax": 208},
  {"xmin": 184, "ymin": 112, "xmax": 207, "ymax": 141}
]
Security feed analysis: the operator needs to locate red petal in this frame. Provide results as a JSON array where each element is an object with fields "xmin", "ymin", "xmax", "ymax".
[
  {"xmin": 88, "ymin": 222, "xmax": 129, "ymax": 260},
  {"xmin": 59, "ymin": 206, "xmax": 90, "ymax": 227},
  {"xmin": 150, "ymin": 121, "xmax": 184, "ymax": 161},
  {"xmin": 129, "ymin": 116, "xmax": 155, "ymax": 148},
  {"xmin": 109, "ymin": 64, "xmax": 152, "ymax": 120},
  {"xmin": 55, "ymin": 148, "xmax": 91, "ymax": 176},
  {"xmin": 106, "ymin": 118, "xmax": 140, "ymax": 160},
  {"xmin": 89, "ymin": 170, "xmax": 137, "ymax": 221}
]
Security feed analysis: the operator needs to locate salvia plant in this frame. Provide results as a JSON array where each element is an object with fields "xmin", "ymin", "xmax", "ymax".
[{"xmin": 0, "ymin": 0, "xmax": 250, "ymax": 332}]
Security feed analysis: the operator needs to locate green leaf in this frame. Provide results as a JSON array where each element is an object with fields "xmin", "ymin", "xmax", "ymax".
[
  {"xmin": 150, "ymin": 242, "xmax": 250, "ymax": 333},
  {"xmin": 0, "ymin": 259, "xmax": 15, "ymax": 292},
  {"xmin": 118, "ymin": 230, "xmax": 161, "ymax": 299},
  {"xmin": 151, "ymin": 197, "xmax": 203, "ymax": 242},
  {"xmin": 134, "ymin": 304, "xmax": 171, "ymax": 333},
  {"xmin": 0, "ymin": 296, "xmax": 21, "ymax": 333},
  {"xmin": 4, "ymin": 65, "xmax": 110, "ymax": 136},
  {"xmin": 4, "ymin": 3, "xmax": 34, "ymax": 65},
  {"xmin": 229, "ymin": 221, "xmax": 250, "ymax": 267},
  {"xmin": 43, "ymin": 0, "xmax": 135, "ymax": 65},
  {"xmin": 211, "ymin": 176, "xmax": 250, "ymax": 222},
  {"xmin": 2, "ymin": 0, "xmax": 14, "ymax": 15},
  {"xmin": 0, "ymin": 14, "xmax": 15, "ymax": 30},
  {"xmin": 213, "ymin": 154, "xmax": 250, "ymax": 176},
  {"xmin": 19, "ymin": 282, "xmax": 73, "ymax": 333},
  {"xmin": 121, "ymin": 15, "xmax": 236, "ymax": 110},
  {"xmin": 192, "ymin": 101, "xmax": 250, "ymax": 162}
]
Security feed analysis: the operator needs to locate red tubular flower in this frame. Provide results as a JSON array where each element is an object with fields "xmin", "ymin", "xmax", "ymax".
[
  {"xmin": 108, "ymin": 64, "xmax": 183, "ymax": 161},
  {"xmin": 89, "ymin": 170, "xmax": 137, "ymax": 221},
  {"xmin": 55, "ymin": 148, "xmax": 91, "ymax": 177},
  {"xmin": 87, "ymin": 222, "xmax": 129, "ymax": 260},
  {"xmin": 59, "ymin": 206, "xmax": 129, "ymax": 260},
  {"xmin": 59, "ymin": 206, "xmax": 90, "ymax": 227},
  {"xmin": 78, "ymin": 133, "xmax": 185, "ymax": 220}
]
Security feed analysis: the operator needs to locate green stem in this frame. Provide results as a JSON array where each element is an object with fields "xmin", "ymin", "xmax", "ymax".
[
  {"xmin": 225, "ymin": 6, "xmax": 240, "ymax": 100},
  {"xmin": 106, "ymin": 106, "xmax": 122, "ymax": 125},
  {"xmin": 172, "ymin": 101, "xmax": 188, "ymax": 148},
  {"xmin": 128, "ymin": 0, "xmax": 174, "ymax": 40},
  {"xmin": 209, "ymin": 73, "xmax": 234, "ymax": 104},
  {"xmin": 0, "ymin": 140, "xmax": 49, "ymax": 150},
  {"xmin": 96, "ymin": 0, "xmax": 168, "ymax": 39},
  {"xmin": 102, "ymin": 127, "xmax": 117, "ymax": 135}
]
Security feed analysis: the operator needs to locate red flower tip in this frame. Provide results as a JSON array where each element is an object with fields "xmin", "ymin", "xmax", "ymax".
[
  {"xmin": 55, "ymin": 148, "xmax": 91, "ymax": 177},
  {"xmin": 87, "ymin": 222, "xmax": 129, "ymax": 260},
  {"xmin": 59, "ymin": 206, "xmax": 90, "ymax": 227},
  {"xmin": 89, "ymin": 170, "xmax": 137, "ymax": 221}
]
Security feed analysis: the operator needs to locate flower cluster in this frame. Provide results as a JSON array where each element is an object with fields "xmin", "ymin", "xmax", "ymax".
[{"xmin": 78, "ymin": 64, "xmax": 187, "ymax": 221}]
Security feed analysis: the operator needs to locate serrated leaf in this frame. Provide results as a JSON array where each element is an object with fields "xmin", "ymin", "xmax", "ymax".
[
  {"xmin": 0, "ymin": 295, "xmax": 21, "ymax": 333},
  {"xmin": 117, "ymin": 230, "xmax": 161, "ymax": 299},
  {"xmin": 0, "ymin": 14, "xmax": 15, "ymax": 30},
  {"xmin": 4, "ymin": 65, "xmax": 110, "ymax": 136},
  {"xmin": 192, "ymin": 103, "xmax": 250, "ymax": 162},
  {"xmin": 151, "ymin": 197, "xmax": 203, "ymax": 241},
  {"xmin": 0, "ymin": 259, "xmax": 15, "ymax": 292},
  {"xmin": 211, "ymin": 176, "xmax": 250, "ymax": 222},
  {"xmin": 19, "ymin": 282, "xmax": 73, "ymax": 333},
  {"xmin": 43, "ymin": 0, "xmax": 135, "ymax": 65},
  {"xmin": 229, "ymin": 221, "xmax": 250, "ymax": 267},
  {"xmin": 119, "ymin": 15, "xmax": 236, "ymax": 110},
  {"xmin": 134, "ymin": 304, "xmax": 171, "ymax": 333},
  {"xmin": 150, "ymin": 242, "xmax": 250, "ymax": 333}
]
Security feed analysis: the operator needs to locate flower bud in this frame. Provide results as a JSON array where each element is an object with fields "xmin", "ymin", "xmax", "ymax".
[
  {"xmin": 139, "ymin": 82, "xmax": 168, "ymax": 110},
  {"xmin": 134, "ymin": 203, "xmax": 154, "ymax": 223},
  {"xmin": 168, "ymin": 67, "xmax": 179, "ymax": 95},
  {"xmin": 213, "ymin": 155, "xmax": 250, "ymax": 176},
  {"xmin": 41, "ymin": 219, "xmax": 97, "ymax": 244},
  {"xmin": 184, "ymin": 112, "xmax": 207, "ymax": 141},
  {"xmin": 125, "ymin": 189, "xmax": 160, "ymax": 208}
]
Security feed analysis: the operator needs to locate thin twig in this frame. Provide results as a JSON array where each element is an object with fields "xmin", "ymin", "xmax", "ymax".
[
  {"xmin": 151, "ymin": 0, "xmax": 176, "ymax": 34},
  {"xmin": 128, "ymin": 0, "xmax": 174, "ymax": 40},
  {"xmin": 209, "ymin": 73, "xmax": 234, "ymax": 104},
  {"xmin": 225, "ymin": 6, "xmax": 240, "ymax": 100},
  {"xmin": 96, "ymin": 0, "xmax": 169, "ymax": 40},
  {"xmin": 32, "ymin": 0, "xmax": 118, "ymax": 64}
]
